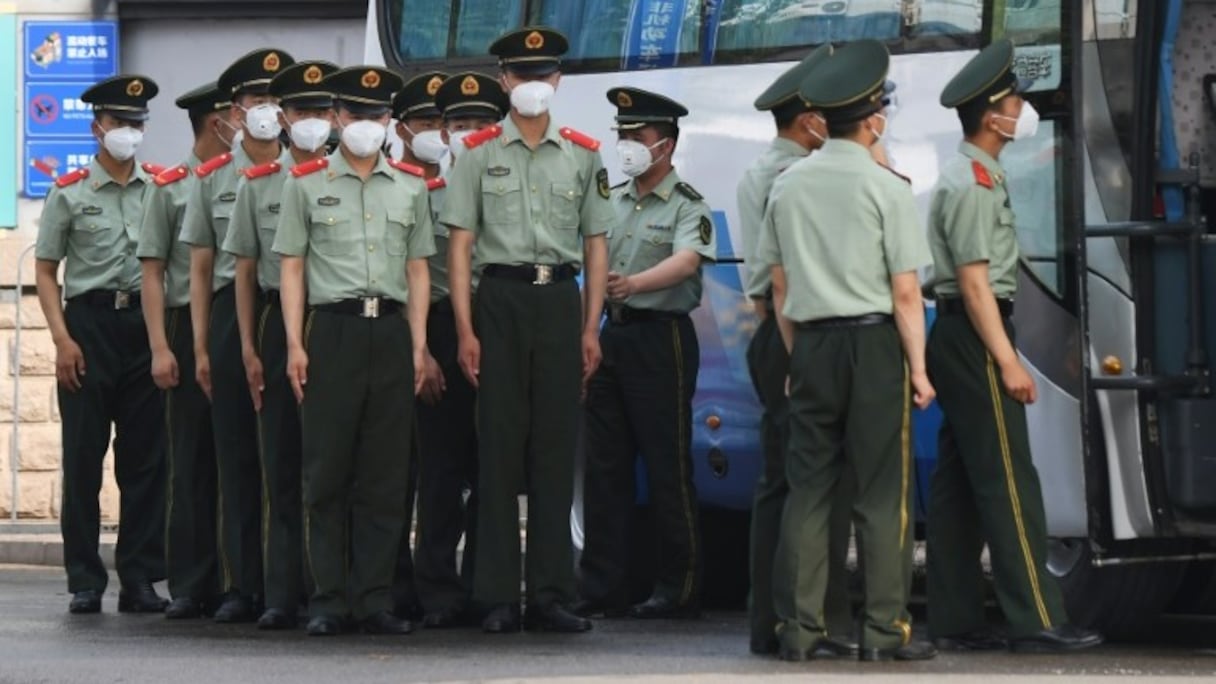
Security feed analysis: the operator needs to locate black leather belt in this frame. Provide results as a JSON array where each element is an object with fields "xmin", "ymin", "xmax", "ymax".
[
  {"xmin": 70, "ymin": 289, "xmax": 140, "ymax": 310},
  {"xmin": 431, "ymin": 297, "xmax": 454, "ymax": 314},
  {"xmin": 796, "ymin": 313, "xmax": 892, "ymax": 330},
  {"xmin": 606, "ymin": 304, "xmax": 686, "ymax": 325},
  {"xmin": 483, "ymin": 263, "xmax": 577, "ymax": 285},
  {"xmin": 314, "ymin": 296, "xmax": 402, "ymax": 319},
  {"xmin": 937, "ymin": 297, "xmax": 1014, "ymax": 317},
  {"xmin": 262, "ymin": 289, "xmax": 280, "ymax": 306}
]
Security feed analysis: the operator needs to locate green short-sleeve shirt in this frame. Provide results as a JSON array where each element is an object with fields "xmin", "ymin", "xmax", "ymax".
[
  {"xmin": 272, "ymin": 150, "xmax": 437, "ymax": 306},
  {"xmin": 36, "ymin": 157, "xmax": 153, "ymax": 299},
  {"xmin": 222, "ymin": 147, "xmax": 297, "ymax": 291},
  {"xmin": 928, "ymin": 142, "xmax": 1019, "ymax": 299},
  {"xmin": 737, "ymin": 137, "xmax": 808, "ymax": 300},
  {"xmin": 609, "ymin": 170, "xmax": 716, "ymax": 313},
  {"xmin": 136, "ymin": 154, "xmax": 202, "ymax": 308},
  {"xmin": 756, "ymin": 139, "xmax": 930, "ymax": 321},
  {"xmin": 179, "ymin": 143, "xmax": 259, "ymax": 292},
  {"xmin": 439, "ymin": 116, "xmax": 615, "ymax": 268}
]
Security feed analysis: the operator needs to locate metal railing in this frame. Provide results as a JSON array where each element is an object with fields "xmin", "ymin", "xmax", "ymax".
[{"xmin": 9, "ymin": 242, "xmax": 37, "ymax": 521}]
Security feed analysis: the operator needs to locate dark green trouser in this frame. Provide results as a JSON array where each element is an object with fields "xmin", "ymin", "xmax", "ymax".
[
  {"xmin": 164, "ymin": 305, "xmax": 218, "ymax": 602},
  {"xmin": 473, "ymin": 275, "xmax": 581, "ymax": 607},
  {"xmin": 256, "ymin": 294, "xmax": 304, "ymax": 614},
  {"xmin": 774, "ymin": 321, "xmax": 913, "ymax": 652},
  {"xmin": 413, "ymin": 301, "xmax": 479, "ymax": 614},
  {"xmin": 580, "ymin": 315, "xmax": 701, "ymax": 607},
  {"xmin": 745, "ymin": 313, "xmax": 855, "ymax": 646},
  {"xmin": 59, "ymin": 299, "xmax": 165, "ymax": 593},
  {"xmin": 302, "ymin": 309, "xmax": 415, "ymax": 620},
  {"xmin": 390, "ymin": 433, "xmax": 419, "ymax": 614},
  {"xmin": 208, "ymin": 284, "xmax": 262, "ymax": 598},
  {"xmin": 925, "ymin": 313, "xmax": 1067, "ymax": 638}
]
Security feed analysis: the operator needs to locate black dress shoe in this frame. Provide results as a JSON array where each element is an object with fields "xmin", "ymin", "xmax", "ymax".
[
  {"xmin": 118, "ymin": 583, "xmax": 168, "ymax": 613},
  {"xmin": 1010, "ymin": 625, "xmax": 1103, "ymax": 653},
  {"xmin": 307, "ymin": 615, "xmax": 343, "ymax": 636},
  {"xmin": 628, "ymin": 596, "xmax": 700, "ymax": 620},
  {"xmin": 860, "ymin": 640, "xmax": 939, "ymax": 661},
  {"xmin": 813, "ymin": 636, "xmax": 861, "ymax": 658},
  {"xmin": 362, "ymin": 610, "xmax": 415, "ymax": 635},
  {"xmin": 69, "ymin": 589, "xmax": 102, "ymax": 614},
  {"xmin": 934, "ymin": 629, "xmax": 1009, "ymax": 651},
  {"xmin": 392, "ymin": 599, "xmax": 425, "ymax": 622},
  {"xmin": 257, "ymin": 608, "xmax": 298, "ymax": 630},
  {"xmin": 213, "ymin": 594, "xmax": 256, "ymax": 623},
  {"xmin": 750, "ymin": 635, "xmax": 779, "ymax": 656},
  {"xmin": 422, "ymin": 606, "xmax": 464, "ymax": 629},
  {"xmin": 524, "ymin": 602, "xmax": 593, "ymax": 633},
  {"xmin": 165, "ymin": 597, "xmax": 203, "ymax": 619},
  {"xmin": 482, "ymin": 603, "xmax": 522, "ymax": 633},
  {"xmin": 571, "ymin": 597, "xmax": 629, "ymax": 619}
]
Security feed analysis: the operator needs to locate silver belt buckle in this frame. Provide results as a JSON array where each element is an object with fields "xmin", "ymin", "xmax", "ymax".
[
  {"xmin": 533, "ymin": 264, "xmax": 553, "ymax": 285},
  {"xmin": 114, "ymin": 291, "xmax": 130, "ymax": 310},
  {"xmin": 361, "ymin": 297, "xmax": 380, "ymax": 318}
]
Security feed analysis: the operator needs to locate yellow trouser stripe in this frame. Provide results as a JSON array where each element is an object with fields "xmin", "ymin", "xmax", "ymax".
[
  {"xmin": 256, "ymin": 301, "xmax": 272, "ymax": 575},
  {"xmin": 671, "ymin": 320, "xmax": 697, "ymax": 604},
  {"xmin": 899, "ymin": 362, "xmax": 910, "ymax": 550},
  {"xmin": 164, "ymin": 309, "xmax": 178, "ymax": 573},
  {"xmin": 985, "ymin": 355, "xmax": 1052, "ymax": 629}
]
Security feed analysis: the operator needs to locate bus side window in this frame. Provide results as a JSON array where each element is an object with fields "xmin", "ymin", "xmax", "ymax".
[{"xmin": 389, "ymin": 0, "xmax": 523, "ymax": 61}]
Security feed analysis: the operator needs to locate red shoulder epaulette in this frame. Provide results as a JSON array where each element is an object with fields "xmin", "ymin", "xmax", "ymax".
[
  {"xmin": 243, "ymin": 161, "xmax": 282, "ymax": 180},
  {"xmin": 195, "ymin": 152, "xmax": 233, "ymax": 178},
  {"xmin": 559, "ymin": 127, "xmax": 601, "ymax": 152},
  {"xmin": 388, "ymin": 159, "xmax": 424, "ymax": 177},
  {"xmin": 155, "ymin": 164, "xmax": 190, "ymax": 187},
  {"xmin": 290, "ymin": 157, "xmax": 329, "ymax": 178},
  {"xmin": 141, "ymin": 162, "xmax": 166, "ymax": 176},
  {"xmin": 462, "ymin": 124, "xmax": 502, "ymax": 150},
  {"xmin": 427, "ymin": 177, "xmax": 446, "ymax": 192},
  {"xmin": 55, "ymin": 167, "xmax": 89, "ymax": 188},
  {"xmin": 882, "ymin": 164, "xmax": 911, "ymax": 185},
  {"xmin": 971, "ymin": 160, "xmax": 993, "ymax": 189}
]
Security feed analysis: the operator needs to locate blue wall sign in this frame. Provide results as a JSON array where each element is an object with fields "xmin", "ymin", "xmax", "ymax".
[
  {"xmin": 25, "ymin": 20, "xmax": 119, "ymax": 80},
  {"xmin": 24, "ymin": 140, "xmax": 98, "ymax": 199},
  {"xmin": 24, "ymin": 82, "xmax": 96, "ymax": 138}
]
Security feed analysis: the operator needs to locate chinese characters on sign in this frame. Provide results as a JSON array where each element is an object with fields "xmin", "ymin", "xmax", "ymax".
[{"xmin": 623, "ymin": 0, "xmax": 688, "ymax": 71}]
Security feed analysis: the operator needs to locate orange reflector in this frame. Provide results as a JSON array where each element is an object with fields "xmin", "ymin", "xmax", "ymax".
[
  {"xmin": 1101, "ymin": 355, "xmax": 1124, "ymax": 376},
  {"xmin": 706, "ymin": 415, "xmax": 722, "ymax": 430}
]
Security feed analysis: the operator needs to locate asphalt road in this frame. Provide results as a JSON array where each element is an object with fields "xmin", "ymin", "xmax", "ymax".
[{"xmin": 1, "ymin": 565, "xmax": 1214, "ymax": 683}]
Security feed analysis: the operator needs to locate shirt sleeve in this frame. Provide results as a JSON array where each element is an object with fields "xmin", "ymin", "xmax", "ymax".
[
  {"xmin": 579, "ymin": 152, "xmax": 616, "ymax": 238},
  {"xmin": 437, "ymin": 150, "xmax": 482, "ymax": 234},
  {"xmin": 880, "ymin": 179, "xmax": 932, "ymax": 275},
  {"xmin": 672, "ymin": 198, "xmax": 717, "ymax": 262},
  {"xmin": 407, "ymin": 179, "xmax": 437, "ymax": 260},
  {"xmin": 271, "ymin": 176, "xmax": 309, "ymax": 257},
  {"xmin": 736, "ymin": 171, "xmax": 768, "ymax": 297},
  {"xmin": 179, "ymin": 174, "xmax": 215, "ymax": 248},
  {"xmin": 35, "ymin": 185, "xmax": 72, "ymax": 262},
  {"xmin": 222, "ymin": 177, "xmax": 259, "ymax": 258},
  {"xmin": 941, "ymin": 184, "xmax": 999, "ymax": 266},
  {"xmin": 135, "ymin": 184, "xmax": 172, "ymax": 260}
]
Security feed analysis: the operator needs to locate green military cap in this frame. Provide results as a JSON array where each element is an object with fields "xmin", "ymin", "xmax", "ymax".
[
  {"xmin": 175, "ymin": 81, "xmax": 230, "ymax": 116},
  {"xmin": 939, "ymin": 38, "xmax": 1031, "ymax": 109},
  {"xmin": 754, "ymin": 43, "xmax": 834, "ymax": 120},
  {"xmin": 607, "ymin": 87, "xmax": 688, "ymax": 130},
  {"xmin": 489, "ymin": 26, "xmax": 569, "ymax": 76},
  {"xmin": 218, "ymin": 48, "xmax": 296, "ymax": 97},
  {"xmin": 392, "ymin": 71, "xmax": 448, "ymax": 120},
  {"xmin": 271, "ymin": 60, "xmax": 339, "ymax": 110},
  {"xmin": 436, "ymin": 72, "xmax": 509, "ymax": 121},
  {"xmin": 799, "ymin": 39, "xmax": 891, "ymax": 125},
  {"xmin": 81, "ymin": 74, "xmax": 159, "ymax": 122},
  {"xmin": 323, "ymin": 65, "xmax": 404, "ymax": 116}
]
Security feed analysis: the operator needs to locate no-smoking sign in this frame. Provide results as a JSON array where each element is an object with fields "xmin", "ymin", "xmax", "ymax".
[
  {"xmin": 29, "ymin": 93, "xmax": 59, "ymax": 125},
  {"xmin": 24, "ymin": 82, "xmax": 94, "ymax": 137}
]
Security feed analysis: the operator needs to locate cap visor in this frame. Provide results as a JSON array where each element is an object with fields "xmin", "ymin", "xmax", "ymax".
[
  {"xmin": 397, "ymin": 105, "xmax": 441, "ymax": 120},
  {"xmin": 102, "ymin": 108, "xmax": 150, "ymax": 122},
  {"xmin": 504, "ymin": 62, "xmax": 559, "ymax": 77},
  {"xmin": 338, "ymin": 100, "xmax": 391, "ymax": 117},
  {"xmin": 283, "ymin": 96, "xmax": 334, "ymax": 111},
  {"xmin": 443, "ymin": 105, "xmax": 502, "ymax": 121}
]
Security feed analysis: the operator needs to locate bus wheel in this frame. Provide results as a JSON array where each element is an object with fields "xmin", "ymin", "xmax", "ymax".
[
  {"xmin": 1048, "ymin": 539, "xmax": 1186, "ymax": 639},
  {"xmin": 1167, "ymin": 559, "xmax": 1216, "ymax": 615}
]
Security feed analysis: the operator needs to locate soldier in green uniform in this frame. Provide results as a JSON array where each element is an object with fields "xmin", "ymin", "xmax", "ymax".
[
  {"xmin": 738, "ymin": 43, "xmax": 858, "ymax": 656},
  {"xmin": 181, "ymin": 48, "xmax": 295, "ymax": 623},
  {"xmin": 410, "ymin": 71, "xmax": 508, "ymax": 629},
  {"xmin": 574, "ymin": 87, "xmax": 712, "ymax": 621},
  {"xmin": 222, "ymin": 59, "xmax": 338, "ymax": 630},
  {"xmin": 925, "ymin": 39, "xmax": 1103, "ymax": 654},
  {"xmin": 137, "ymin": 81, "xmax": 232, "ymax": 619},
  {"xmin": 273, "ymin": 65, "xmax": 434, "ymax": 637},
  {"xmin": 756, "ymin": 40, "xmax": 936, "ymax": 662},
  {"xmin": 441, "ymin": 26, "xmax": 614, "ymax": 634},
  {"xmin": 34, "ymin": 75, "xmax": 168, "ymax": 614}
]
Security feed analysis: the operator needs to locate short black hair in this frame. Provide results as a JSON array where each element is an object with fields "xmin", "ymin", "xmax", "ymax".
[
  {"xmin": 773, "ymin": 108, "xmax": 800, "ymax": 130},
  {"xmin": 651, "ymin": 121, "xmax": 679, "ymax": 143},
  {"xmin": 958, "ymin": 99, "xmax": 991, "ymax": 137},
  {"xmin": 188, "ymin": 109, "xmax": 212, "ymax": 137},
  {"xmin": 827, "ymin": 119, "xmax": 862, "ymax": 139}
]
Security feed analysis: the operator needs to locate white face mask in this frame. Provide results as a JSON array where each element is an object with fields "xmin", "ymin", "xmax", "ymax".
[
  {"xmin": 98, "ymin": 124, "xmax": 143, "ymax": 161},
  {"xmin": 868, "ymin": 113, "xmax": 888, "ymax": 143},
  {"xmin": 616, "ymin": 137, "xmax": 668, "ymax": 178},
  {"xmin": 289, "ymin": 118, "xmax": 331, "ymax": 153},
  {"xmin": 510, "ymin": 80, "xmax": 555, "ymax": 118},
  {"xmin": 994, "ymin": 102, "xmax": 1040, "ymax": 141},
  {"xmin": 242, "ymin": 103, "xmax": 282, "ymax": 141},
  {"xmin": 341, "ymin": 119, "xmax": 387, "ymax": 158},
  {"xmin": 805, "ymin": 113, "xmax": 826, "ymax": 144},
  {"xmin": 447, "ymin": 130, "xmax": 472, "ymax": 159},
  {"xmin": 407, "ymin": 128, "xmax": 448, "ymax": 164}
]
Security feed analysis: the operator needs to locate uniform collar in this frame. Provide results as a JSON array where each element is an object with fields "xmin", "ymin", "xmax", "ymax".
[
  {"xmin": 500, "ymin": 114, "xmax": 563, "ymax": 148},
  {"xmin": 771, "ymin": 136, "xmax": 810, "ymax": 158},
  {"xmin": 959, "ymin": 141, "xmax": 1004, "ymax": 180},
  {"xmin": 87, "ymin": 155, "xmax": 148, "ymax": 189},
  {"xmin": 327, "ymin": 148, "xmax": 395, "ymax": 179},
  {"xmin": 623, "ymin": 167, "xmax": 680, "ymax": 202},
  {"xmin": 820, "ymin": 138, "xmax": 874, "ymax": 159}
]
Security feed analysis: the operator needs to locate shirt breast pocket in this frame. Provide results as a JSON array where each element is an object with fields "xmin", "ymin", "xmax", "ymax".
[
  {"xmin": 309, "ymin": 209, "xmax": 356, "ymax": 256},
  {"xmin": 212, "ymin": 202, "xmax": 235, "ymax": 243},
  {"xmin": 70, "ymin": 209, "xmax": 114, "ymax": 247},
  {"xmin": 386, "ymin": 220, "xmax": 415, "ymax": 256},
  {"xmin": 550, "ymin": 182, "xmax": 582, "ymax": 230},
  {"xmin": 257, "ymin": 206, "xmax": 279, "ymax": 250},
  {"xmin": 638, "ymin": 231, "xmax": 675, "ymax": 267},
  {"xmin": 482, "ymin": 178, "xmax": 522, "ymax": 226}
]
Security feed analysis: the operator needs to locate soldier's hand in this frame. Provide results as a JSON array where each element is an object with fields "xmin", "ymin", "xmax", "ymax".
[
  {"xmin": 606, "ymin": 271, "xmax": 633, "ymax": 301},
  {"xmin": 244, "ymin": 351, "xmax": 264, "ymax": 412},
  {"xmin": 752, "ymin": 299, "xmax": 769, "ymax": 321},
  {"xmin": 1000, "ymin": 358, "xmax": 1037, "ymax": 404},
  {"xmin": 150, "ymin": 347, "xmax": 179, "ymax": 390},
  {"xmin": 418, "ymin": 350, "xmax": 445, "ymax": 405},
  {"xmin": 55, "ymin": 338, "xmax": 86, "ymax": 392},
  {"xmin": 458, "ymin": 335, "xmax": 480, "ymax": 389},
  {"xmin": 910, "ymin": 370, "xmax": 936, "ymax": 410},
  {"xmin": 287, "ymin": 345, "xmax": 308, "ymax": 404},
  {"xmin": 195, "ymin": 353, "xmax": 213, "ymax": 401},
  {"xmin": 582, "ymin": 330, "xmax": 602, "ymax": 382}
]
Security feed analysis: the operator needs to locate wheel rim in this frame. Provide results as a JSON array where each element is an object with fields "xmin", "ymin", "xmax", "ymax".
[{"xmin": 1046, "ymin": 538, "xmax": 1085, "ymax": 578}]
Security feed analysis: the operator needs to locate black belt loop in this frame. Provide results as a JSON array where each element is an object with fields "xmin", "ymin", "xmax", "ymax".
[
  {"xmin": 936, "ymin": 297, "xmax": 1014, "ymax": 317},
  {"xmin": 483, "ymin": 263, "xmax": 578, "ymax": 285},
  {"xmin": 68, "ymin": 289, "xmax": 141, "ymax": 310},
  {"xmin": 314, "ymin": 296, "xmax": 402, "ymax": 319},
  {"xmin": 605, "ymin": 304, "xmax": 686, "ymax": 325},
  {"xmin": 795, "ymin": 313, "xmax": 893, "ymax": 330}
]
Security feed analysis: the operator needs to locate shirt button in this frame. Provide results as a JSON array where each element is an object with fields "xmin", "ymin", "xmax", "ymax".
[
  {"xmin": 327, "ymin": 218, "xmax": 334, "ymax": 224},
  {"xmin": 625, "ymin": 232, "xmax": 632, "ymax": 238},
  {"xmin": 365, "ymin": 213, "xmax": 372, "ymax": 220},
  {"xmin": 531, "ymin": 186, "xmax": 537, "ymax": 193},
  {"xmin": 368, "ymin": 245, "xmax": 375, "ymax": 252},
  {"xmin": 635, "ymin": 205, "xmax": 642, "ymax": 212}
]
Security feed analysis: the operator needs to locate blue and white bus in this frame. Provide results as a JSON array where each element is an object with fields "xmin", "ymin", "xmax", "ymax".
[{"xmin": 366, "ymin": 0, "xmax": 1216, "ymax": 635}]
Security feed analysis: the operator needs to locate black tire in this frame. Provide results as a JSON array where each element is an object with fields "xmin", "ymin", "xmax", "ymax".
[{"xmin": 1167, "ymin": 559, "xmax": 1216, "ymax": 615}]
